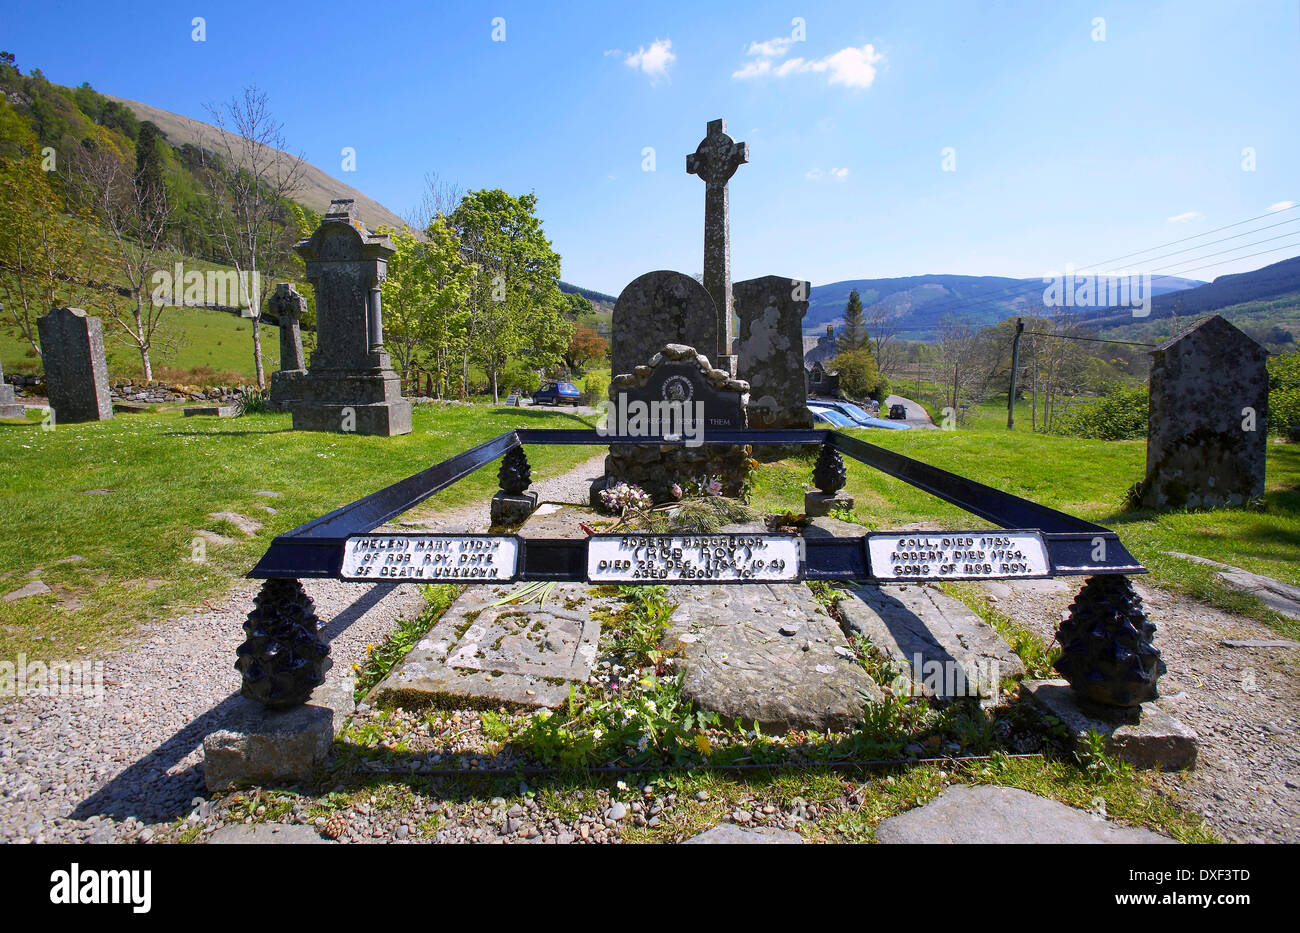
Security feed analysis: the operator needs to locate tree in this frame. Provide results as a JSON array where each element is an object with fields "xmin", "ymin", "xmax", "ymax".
[
  {"xmin": 831, "ymin": 348, "xmax": 887, "ymax": 400},
  {"xmin": 564, "ymin": 324, "xmax": 607, "ymax": 372},
  {"xmin": 0, "ymin": 135, "xmax": 103, "ymax": 357},
  {"xmin": 71, "ymin": 125, "xmax": 172, "ymax": 380},
  {"xmin": 837, "ymin": 288, "xmax": 869, "ymax": 353},
  {"xmin": 199, "ymin": 86, "xmax": 305, "ymax": 388},
  {"xmin": 865, "ymin": 300, "xmax": 900, "ymax": 375},
  {"xmin": 450, "ymin": 189, "xmax": 570, "ymax": 402}
]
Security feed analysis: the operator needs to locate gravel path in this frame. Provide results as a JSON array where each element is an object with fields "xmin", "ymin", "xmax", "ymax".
[
  {"xmin": 0, "ymin": 453, "xmax": 606, "ymax": 844},
  {"xmin": 982, "ymin": 577, "xmax": 1300, "ymax": 843}
]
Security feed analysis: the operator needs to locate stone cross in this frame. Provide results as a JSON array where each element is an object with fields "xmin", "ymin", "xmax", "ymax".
[
  {"xmin": 269, "ymin": 283, "xmax": 307, "ymax": 374},
  {"xmin": 686, "ymin": 119, "xmax": 748, "ymax": 360}
]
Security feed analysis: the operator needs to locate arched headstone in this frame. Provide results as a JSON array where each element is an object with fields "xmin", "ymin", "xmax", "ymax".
[{"xmin": 610, "ymin": 271, "xmax": 718, "ymax": 380}]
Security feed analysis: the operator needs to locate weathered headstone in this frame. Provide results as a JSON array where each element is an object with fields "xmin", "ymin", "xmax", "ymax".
[
  {"xmin": 610, "ymin": 271, "xmax": 718, "ymax": 381},
  {"xmin": 267, "ymin": 282, "xmax": 308, "ymax": 412},
  {"xmin": 1139, "ymin": 315, "xmax": 1268, "ymax": 508},
  {"xmin": 597, "ymin": 344, "xmax": 750, "ymax": 502},
  {"xmin": 686, "ymin": 118, "xmax": 748, "ymax": 366},
  {"xmin": 36, "ymin": 307, "xmax": 113, "ymax": 423},
  {"xmin": 290, "ymin": 200, "xmax": 412, "ymax": 436},
  {"xmin": 0, "ymin": 355, "xmax": 24, "ymax": 419},
  {"xmin": 734, "ymin": 275, "xmax": 814, "ymax": 429}
]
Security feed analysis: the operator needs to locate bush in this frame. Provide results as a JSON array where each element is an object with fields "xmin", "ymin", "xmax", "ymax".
[
  {"xmin": 582, "ymin": 370, "xmax": 610, "ymax": 400},
  {"xmin": 831, "ymin": 349, "xmax": 889, "ymax": 400},
  {"xmin": 501, "ymin": 361, "xmax": 540, "ymax": 394},
  {"xmin": 1051, "ymin": 383, "xmax": 1148, "ymax": 440},
  {"xmin": 1268, "ymin": 350, "xmax": 1300, "ymax": 435}
]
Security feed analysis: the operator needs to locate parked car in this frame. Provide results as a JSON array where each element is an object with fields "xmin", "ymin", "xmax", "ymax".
[
  {"xmin": 809, "ymin": 398, "xmax": 911, "ymax": 430},
  {"xmin": 532, "ymin": 381, "xmax": 581, "ymax": 406},
  {"xmin": 888, "ymin": 403, "xmax": 908, "ymax": 420},
  {"xmin": 808, "ymin": 405, "xmax": 856, "ymax": 428}
]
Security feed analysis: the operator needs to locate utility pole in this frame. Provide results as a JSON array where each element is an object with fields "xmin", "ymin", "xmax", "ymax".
[{"xmin": 1007, "ymin": 317, "xmax": 1024, "ymax": 430}]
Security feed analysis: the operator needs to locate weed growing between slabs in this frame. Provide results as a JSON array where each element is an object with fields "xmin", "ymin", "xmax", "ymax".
[{"xmin": 293, "ymin": 580, "xmax": 1220, "ymax": 843}]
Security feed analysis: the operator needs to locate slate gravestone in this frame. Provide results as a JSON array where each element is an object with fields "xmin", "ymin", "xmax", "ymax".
[
  {"xmin": 1140, "ymin": 315, "xmax": 1268, "ymax": 508},
  {"xmin": 734, "ymin": 275, "xmax": 815, "ymax": 429},
  {"xmin": 36, "ymin": 307, "xmax": 113, "ymax": 423},
  {"xmin": 267, "ymin": 283, "xmax": 308, "ymax": 412},
  {"xmin": 686, "ymin": 118, "xmax": 748, "ymax": 364},
  {"xmin": 0, "ymin": 355, "xmax": 24, "ymax": 419},
  {"xmin": 598, "ymin": 343, "xmax": 750, "ymax": 502},
  {"xmin": 291, "ymin": 200, "xmax": 411, "ymax": 436},
  {"xmin": 610, "ymin": 271, "xmax": 718, "ymax": 380}
]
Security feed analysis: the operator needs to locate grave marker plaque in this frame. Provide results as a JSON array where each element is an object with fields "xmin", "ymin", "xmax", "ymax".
[
  {"xmin": 341, "ymin": 534, "xmax": 519, "ymax": 581},
  {"xmin": 589, "ymin": 533, "xmax": 801, "ymax": 583},
  {"xmin": 865, "ymin": 531, "xmax": 1049, "ymax": 580}
]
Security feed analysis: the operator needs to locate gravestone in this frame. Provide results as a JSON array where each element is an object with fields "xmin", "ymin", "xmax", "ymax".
[
  {"xmin": 290, "ymin": 200, "xmax": 412, "ymax": 436},
  {"xmin": 597, "ymin": 344, "xmax": 750, "ymax": 502},
  {"xmin": 686, "ymin": 118, "xmax": 748, "ymax": 367},
  {"xmin": 610, "ymin": 271, "xmax": 718, "ymax": 381},
  {"xmin": 267, "ymin": 283, "xmax": 308, "ymax": 412},
  {"xmin": 734, "ymin": 275, "xmax": 814, "ymax": 429},
  {"xmin": 0, "ymin": 355, "xmax": 24, "ymax": 419},
  {"xmin": 36, "ymin": 307, "xmax": 113, "ymax": 423},
  {"xmin": 1139, "ymin": 315, "xmax": 1268, "ymax": 508}
]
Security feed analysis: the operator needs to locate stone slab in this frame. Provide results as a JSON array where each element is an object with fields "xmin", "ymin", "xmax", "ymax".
[
  {"xmin": 183, "ymin": 404, "xmax": 238, "ymax": 418},
  {"xmin": 875, "ymin": 785, "xmax": 1176, "ymax": 844},
  {"xmin": 804, "ymin": 489, "xmax": 853, "ymax": 517},
  {"xmin": 663, "ymin": 580, "xmax": 883, "ymax": 733},
  {"xmin": 1165, "ymin": 551, "xmax": 1300, "ymax": 620},
  {"xmin": 291, "ymin": 401, "xmax": 412, "ymax": 437},
  {"xmin": 202, "ymin": 675, "xmax": 355, "ymax": 792},
  {"xmin": 838, "ymin": 582, "xmax": 1025, "ymax": 702},
  {"xmin": 3, "ymin": 580, "xmax": 51, "ymax": 602},
  {"xmin": 112, "ymin": 400, "xmax": 152, "ymax": 414},
  {"xmin": 490, "ymin": 490, "xmax": 538, "ymax": 527},
  {"xmin": 208, "ymin": 823, "xmax": 325, "ymax": 844},
  {"xmin": 369, "ymin": 584, "xmax": 612, "ymax": 710},
  {"xmin": 683, "ymin": 824, "xmax": 804, "ymax": 844},
  {"xmin": 1220, "ymin": 639, "xmax": 1300, "ymax": 649},
  {"xmin": 36, "ymin": 307, "xmax": 113, "ymax": 423},
  {"xmin": 1022, "ymin": 679, "xmax": 1198, "ymax": 770}
]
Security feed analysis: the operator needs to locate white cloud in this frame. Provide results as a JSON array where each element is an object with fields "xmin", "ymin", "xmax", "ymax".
[
  {"xmin": 732, "ymin": 43, "xmax": 883, "ymax": 89},
  {"xmin": 625, "ymin": 39, "xmax": 675, "ymax": 82},
  {"xmin": 1267, "ymin": 200, "xmax": 1296, "ymax": 212},
  {"xmin": 746, "ymin": 36, "xmax": 794, "ymax": 58},
  {"xmin": 806, "ymin": 167, "xmax": 850, "ymax": 181},
  {"xmin": 1167, "ymin": 211, "xmax": 1203, "ymax": 223},
  {"xmin": 830, "ymin": 167, "xmax": 850, "ymax": 179},
  {"xmin": 805, "ymin": 169, "xmax": 823, "ymax": 180}
]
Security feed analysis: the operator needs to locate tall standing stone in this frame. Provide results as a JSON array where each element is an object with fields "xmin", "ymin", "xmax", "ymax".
[
  {"xmin": 734, "ymin": 275, "xmax": 814, "ymax": 429},
  {"xmin": 1140, "ymin": 315, "xmax": 1268, "ymax": 508},
  {"xmin": 0, "ymin": 354, "xmax": 24, "ymax": 419},
  {"xmin": 36, "ymin": 307, "xmax": 113, "ymax": 423},
  {"xmin": 610, "ymin": 271, "xmax": 718, "ymax": 380},
  {"xmin": 687, "ymin": 118, "xmax": 748, "ymax": 368},
  {"xmin": 267, "ymin": 283, "xmax": 307, "ymax": 412},
  {"xmin": 291, "ymin": 200, "xmax": 411, "ymax": 436}
]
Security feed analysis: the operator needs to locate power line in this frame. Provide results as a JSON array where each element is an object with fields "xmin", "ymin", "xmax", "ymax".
[
  {"xmin": 1022, "ymin": 330, "xmax": 1158, "ymax": 348},
  {"xmin": 1148, "ymin": 237, "xmax": 1300, "ymax": 278},
  {"xmin": 1086, "ymin": 202, "xmax": 1299, "ymax": 268}
]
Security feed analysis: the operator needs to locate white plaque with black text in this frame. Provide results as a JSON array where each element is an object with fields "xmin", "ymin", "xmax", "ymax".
[
  {"xmin": 588, "ymin": 534, "xmax": 801, "ymax": 583},
  {"xmin": 341, "ymin": 535, "xmax": 519, "ymax": 581},
  {"xmin": 866, "ymin": 531, "xmax": 1050, "ymax": 580}
]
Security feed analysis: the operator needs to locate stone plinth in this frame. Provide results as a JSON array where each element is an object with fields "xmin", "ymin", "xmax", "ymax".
[
  {"xmin": 36, "ymin": 308, "xmax": 113, "ymax": 423},
  {"xmin": 1022, "ymin": 679, "xmax": 1198, "ymax": 770},
  {"xmin": 203, "ymin": 674, "xmax": 355, "ymax": 791},
  {"xmin": 290, "ymin": 200, "xmax": 411, "ymax": 436},
  {"xmin": 734, "ymin": 275, "xmax": 814, "ymax": 430},
  {"xmin": 0, "ymin": 356, "xmax": 22, "ymax": 418},
  {"xmin": 1140, "ymin": 315, "xmax": 1268, "ymax": 508},
  {"xmin": 804, "ymin": 489, "xmax": 854, "ymax": 517},
  {"xmin": 610, "ymin": 272, "xmax": 719, "ymax": 381},
  {"xmin": 491, "ymin": 490, "xmax": 538, "ymax": 526}
]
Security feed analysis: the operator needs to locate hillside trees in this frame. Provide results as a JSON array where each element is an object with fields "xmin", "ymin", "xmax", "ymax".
[
  {"xmin": 837, "ymin": 288, "xmax": 869, "ymax": 353},
  {"xmin": 450, "ymin": 189, "xmax": 571, "ymax": 402},
  {"xmin": 70, "ymin": 124, "xmax": 172, "ymax": 380},
  {"xmin": 0, "ymin": 111, "xmax": 104, "ymax": 357},
  {"xmin": 199, "ymin": 86, "xmax": 305, "ymax": 388}
]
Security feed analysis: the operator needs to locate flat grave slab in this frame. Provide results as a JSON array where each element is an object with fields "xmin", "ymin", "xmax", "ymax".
[
  {"xmin": 838, "ymin": 581, "xmax": 1025, "ymax": 702},
  {"xmin": 875, "ymin": 785, "xmax": 1176, "ymax": 844},
  {"xmin": 369, "ymin": 583, "xmax": 615, "ymax": 709}
]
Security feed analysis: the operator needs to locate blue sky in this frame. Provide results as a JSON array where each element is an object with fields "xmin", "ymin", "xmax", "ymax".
[{"xmin": 6, "ymin": 0, "xmax": 1298, "ymax": 295}]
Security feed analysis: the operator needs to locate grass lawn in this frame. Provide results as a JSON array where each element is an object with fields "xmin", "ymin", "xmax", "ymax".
[
  {"xmin": 0, "ymin": 403, "xmax": 597, "ymax": 660},
  {"xmin": 750, "ymin": 419, "xmax": 1300, "ymax": 636}
]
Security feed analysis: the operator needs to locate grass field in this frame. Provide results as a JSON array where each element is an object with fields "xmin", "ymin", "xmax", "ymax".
[
  {"xmin": 750, "ymin": 412, "xmax": 1300, "ymax": 636},
  {"xmin": 0, "ymin": 404, "xmax": 596, "ymax": 660}
]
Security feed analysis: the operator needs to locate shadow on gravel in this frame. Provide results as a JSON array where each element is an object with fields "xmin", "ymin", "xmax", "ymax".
[{"xmin": 68, "ymin": 582, "xmax": 401, "ymax": 825}]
